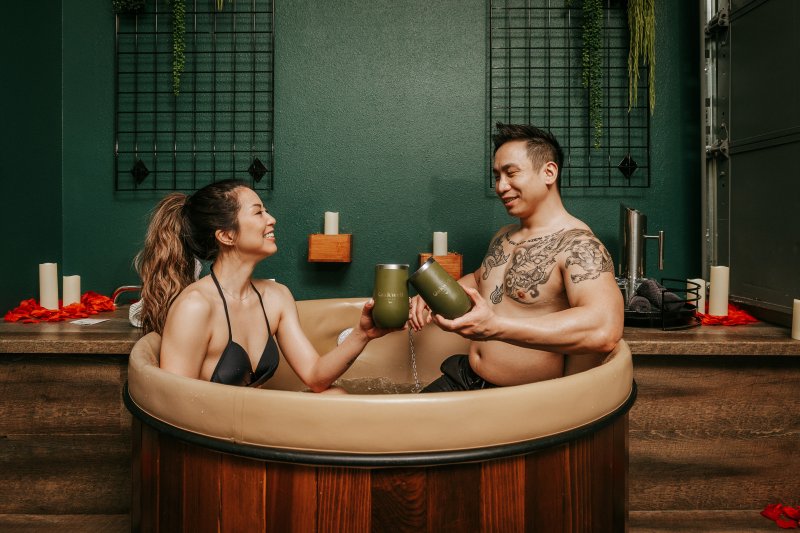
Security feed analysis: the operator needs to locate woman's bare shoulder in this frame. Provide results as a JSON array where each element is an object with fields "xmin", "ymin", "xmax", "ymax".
[
  {"xmin": 253, "ymin": 278, "xmax": 294, "ymax": 299},
  {"xmin": 168, "ymin": 278, "xmax": 216, "ymax": 320}
]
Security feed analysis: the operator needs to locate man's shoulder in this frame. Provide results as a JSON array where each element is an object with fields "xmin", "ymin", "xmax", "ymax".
[{"xmin": 490, "ymin": 223, "xmax": 518, "ymax": 241}]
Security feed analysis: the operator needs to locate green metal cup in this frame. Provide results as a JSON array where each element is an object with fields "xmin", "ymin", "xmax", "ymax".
[
  {"xmin": 371, "ymin": 264, "xmax": 410, "ymax": 328},
  {"xmin": 408, "ymin": 257, "xmax": 472, "ymax": 319}
]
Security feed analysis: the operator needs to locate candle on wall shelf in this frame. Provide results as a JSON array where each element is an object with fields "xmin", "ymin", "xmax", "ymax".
[
  {"xmin": 708, "ymin": 266, "xmax": 729, "ymax": 316},
  {"xmin": 63, "ymin": 275, "xmax": 81, "ymax": 306},
  {"xmin": 324, "ymin": 212, "xmax": 339, "ymax": 235},
  {"xmin": 433, "ymin": 232, "xmax": 448, "ymax": 256},
  {"xmin": 39, "ymin": 263, "xmax": 59, "ymax": 310},
  {"xmin": 687, "ymin": 278, "xmax": 706, "ymax": 314},
  {"xmin": 310, "ymin": 212, "xmax": 350, "ymax": 262},
  {"xmin": 792, "ymin": 299, "xmax": 800, "ymax": 341}
]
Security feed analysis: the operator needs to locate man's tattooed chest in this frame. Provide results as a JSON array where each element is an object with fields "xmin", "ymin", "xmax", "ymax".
[{"xmin": 480, "ymin": 228, "xmax": 613, "ymax": 304}]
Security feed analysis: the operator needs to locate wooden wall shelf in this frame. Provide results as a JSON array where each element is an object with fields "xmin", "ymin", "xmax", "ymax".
[
  {"xmin": 418, "ymin": 253, "xmax": 462, "ymax": 280},
  {"xmin": 308, "ymin": 234, "xmax": 352, "ymax": 263}
]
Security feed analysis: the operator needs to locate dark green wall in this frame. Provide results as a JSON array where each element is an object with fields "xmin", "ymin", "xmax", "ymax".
[
  {"xmin": 1, "ymin": 5, "xmax": 63, "ymax": 312},
  {"xmin": 9, "ymin": 0, "xmax": 699, "ymax": 311}
]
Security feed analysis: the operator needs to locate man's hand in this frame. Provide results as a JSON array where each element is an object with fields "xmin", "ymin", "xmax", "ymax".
[
  {"xmin": 408, "ymin": 295, "xmax": 432, "ymax": 331},
  {"xmin": 432, "ymin": 288, "xmax": 498, "ymax": 340}
]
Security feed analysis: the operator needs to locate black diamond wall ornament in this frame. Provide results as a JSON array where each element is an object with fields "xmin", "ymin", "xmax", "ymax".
[
  {"xmin": 130, "ymin": 159, "xmax": 150, "ymax": 184},
  {"xmin": 617, "ymin": 154, "xmax": 638, "ymax": 179},
  {"xmin": 248, "ymin": 158, "xmax": 267, "ymax": 182}
]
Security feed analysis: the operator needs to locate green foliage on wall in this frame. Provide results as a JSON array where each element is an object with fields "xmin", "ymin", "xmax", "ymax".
[
  {"xmin": 581, "ymin": 0, "xmax": 603, "ymax": 148},
  {"xmin": 170, "ymin": 0, "xmax": 186, "ymax": 95},
  {"xmin": 628, "ymin": 0, "xmax": 656, "ymax": 112}
]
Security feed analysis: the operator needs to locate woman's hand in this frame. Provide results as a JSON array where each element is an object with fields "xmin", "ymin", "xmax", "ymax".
[
  {"xmin": 357, "ymin": 299, "xmax": 406, "ymax": 340},
  {"xmin": 432, "ymin": 288, "xmax": 498, "ymax": 340}
]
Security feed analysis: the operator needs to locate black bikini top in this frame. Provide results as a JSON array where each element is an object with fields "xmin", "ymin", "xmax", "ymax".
[{"xmin": 209, "ymin": 270, "xmax": 279, "ymax": 387}]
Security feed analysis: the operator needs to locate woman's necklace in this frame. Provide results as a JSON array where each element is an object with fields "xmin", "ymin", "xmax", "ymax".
[{"xmin": 220, "ymin": 284, "xmax": 253, "ymax": 302}]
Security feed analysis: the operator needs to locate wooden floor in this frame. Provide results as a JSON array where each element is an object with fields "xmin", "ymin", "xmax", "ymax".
[{"xmin": 0, "ymin": 511, "xmax": 780, "ymax": 532}]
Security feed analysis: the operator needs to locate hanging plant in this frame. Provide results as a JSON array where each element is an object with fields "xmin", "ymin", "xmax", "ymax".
[
  {"xmin": 112, "ymin": 0, "xmax": 146, "ymax": 14},
  {"xmin": 581, "ymin": 0, "xmax": 603, "ymax": 148},
  {"xmin": 170, "ymin": 0, "xmax": 186, "ymax": 96},
  {"xmin": 627, "ymin": 0, "xmax": 656, "ymax": 113},
  {"xmin": 216, "ymin": 0, "xmax": 224, "ymax": 10}
]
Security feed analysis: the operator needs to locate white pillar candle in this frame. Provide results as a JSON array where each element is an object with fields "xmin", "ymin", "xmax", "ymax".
[
  {"xmin": 433, "ymin": 231, "xmax": 448, "ymax": 256},
  {"xmin": 39, "ymin": 263, "xmax": 59, "ymax": 310},
  {"xmin": 791, "ymin": 299, "xmax": 800, "ymax": 341},
  {"xmin": 687, "ymin": 278, "xmax": 707, "ymax": 314},
  {"xmin": 323, "ymin": 212, "xmax": 339, "ymax": 235},
  {"xmin": 63, "ymin": 275, "xmax": 81, "ymax": 306},
  {"xmin": 708, "ymin": 266, "xmax": 730, "ymax": 316}
]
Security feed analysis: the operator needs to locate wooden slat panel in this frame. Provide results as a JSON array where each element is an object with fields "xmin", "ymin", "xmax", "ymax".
[
  {"xmin": 427, "ymin": 463, "xmax": 481, "ymax": 533},
  {"xmin": 182, "ymin": 444, "xmax": 220, "ymax": 533},
  {"xmin": 586, "ymin": 423, "xmax": 615, "ymax": 532},
  {"xmin": 138, "ymin": 422, "xmax": 159, "ymax": 533},
  {"xmin": 0, "ymin": 513, "xmax": 130, "ymax": 532},
  {"xmin": 0, "ymin": 356, "xmax": 128, "ymax": 434},
  {"xmin": 130, "ymin": 419, "xmax": 143, "ymax": 532},
  {"xmin": 219, "ymin": 454, "xmax": 266, "ymax": 532},
  {"xmin": 316, "ymin": 467, "xmax": 370, "ymax": 533},
  {"xmin": 630, "ymin": 356, "xmax": 800, "ymax": 512},
  {"xmin": 371, "ymin": 468, "xmax": 426, "ymax": 532},
  {"xmin": 612, "ymin": 414, "xmax": 630, "ymax": 530},
  {"xmin": 630, "ymin": 510, "xmax": 777, "ymax": 532},
  {"xmin": 525, "ymin": 444, "xmax": 569, "ymax": 533},
  {"xmin": 630, "ymin": 429, "xmax": 800, "ymax": 511},
  {"xmin": 480, "ymin": 457, "xmax": 524, "ymax": 533},
  {"xmin": 631, "ymin": 356, "xmax": 800, "ymax": 430},
  {"xmin": 0, "ymin": 434, "xmax": 130, "ymax": 514},
  {"xmin": 158, "ymin": 434, "xmax": 184, "ymax": 533},
  {"xmin": 265, "ymin": 462, "xmax": 317, "ymax": 533}
]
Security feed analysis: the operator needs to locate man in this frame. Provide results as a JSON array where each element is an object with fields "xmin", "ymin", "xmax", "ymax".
[{"xmin": 410, "ymin": 123, "xmax": 624, "ymax": 391}]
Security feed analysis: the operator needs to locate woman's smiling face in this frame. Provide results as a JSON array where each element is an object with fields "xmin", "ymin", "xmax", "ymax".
[{"xmin": 231, "ymin": 187, "xmax": 277, "ymax": 258}]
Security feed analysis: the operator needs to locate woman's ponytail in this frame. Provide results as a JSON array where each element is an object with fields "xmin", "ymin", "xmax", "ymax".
[{"xmin": 136, "ymin": 193, "xmax": 196, "ymax": 335}]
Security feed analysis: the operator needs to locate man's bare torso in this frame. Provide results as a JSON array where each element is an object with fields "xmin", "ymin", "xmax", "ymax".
[{"xmin": 470, "ymin": 223, "xmax": 613, "ymax": 386}]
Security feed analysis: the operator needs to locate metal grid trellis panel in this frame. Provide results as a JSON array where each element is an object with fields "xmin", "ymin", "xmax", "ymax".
[
  {"xmin": 114, "ymin": 0, "xmax": 275, "ymax": 192},
  {"xmin": 488, "ymin": 0, "xmax": 651, "ymax": 188}
]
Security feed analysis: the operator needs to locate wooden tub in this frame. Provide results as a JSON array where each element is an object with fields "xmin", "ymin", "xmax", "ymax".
[{"xmin": 125, "ymin": 298, "xmax": 634, "ymax": 532}]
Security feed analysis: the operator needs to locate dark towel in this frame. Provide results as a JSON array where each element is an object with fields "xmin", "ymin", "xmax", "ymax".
[
  {"xmin": 628, "ymin": 295, "xmax": 653, "ymax": 313},
  {"xmin": 636, "ymin": 279, "xmax": 683, "ymax": 312}
]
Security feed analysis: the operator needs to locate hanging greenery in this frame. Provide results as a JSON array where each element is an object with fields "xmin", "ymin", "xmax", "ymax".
[
  {"xmin": 627, "ymin": 0, "xmax": 656, "ymax": 113},
  {"xmin": 216, "ymin": 0, "xmax": 225, "ymax": 11},
  {"xmin": 170, "ymin": 0, "xmax": 186, "ymax": 96},
  {"xmin": 112, "ymin": 0, "xmax": 146, "ymax": 14},
  {"xmin": 581, "ymin": 0, "xmax": 603, "ymax": 148}
]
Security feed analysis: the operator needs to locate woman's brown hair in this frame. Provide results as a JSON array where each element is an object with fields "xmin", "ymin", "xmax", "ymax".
[{"xmin": 136, "ymin": 179, "xmax": 247, "ymax": 334}]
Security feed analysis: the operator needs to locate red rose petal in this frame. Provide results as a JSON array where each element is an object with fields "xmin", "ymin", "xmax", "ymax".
[
  {"xmin": 4, "ymin": 293, "xmax": 115, "ymax": 323},
  {"xmin": 775, "ymin": 517, "xmax": 798, "ymax": 529},
  {"xmin": 764, "ymin": 504, "xmax": 785, "ymax": 521}
]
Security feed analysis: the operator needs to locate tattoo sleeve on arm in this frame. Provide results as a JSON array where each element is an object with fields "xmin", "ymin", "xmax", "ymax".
[{"xmin": 564, "ymin": 233, "xmax": 614, "ymax": 283}]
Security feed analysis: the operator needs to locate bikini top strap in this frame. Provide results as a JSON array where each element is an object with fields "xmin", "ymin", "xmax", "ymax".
[
  {"xmin": 209, "ymin": 269, "xmax": 233, "ymax": 341},
  {"xmin": 251, "ymin": 283, "xmax": 274, "ymax": 337}
]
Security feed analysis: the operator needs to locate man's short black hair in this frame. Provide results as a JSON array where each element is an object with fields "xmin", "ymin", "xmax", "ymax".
[{"xmin": 492, "ymin": 123, "xmax": 565, "ymax": 186}]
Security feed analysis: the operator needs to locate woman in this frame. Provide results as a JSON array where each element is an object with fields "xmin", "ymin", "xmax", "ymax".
[{"xmin": 137, "ymin": 179, "xmax": 396, "ymax": 392}]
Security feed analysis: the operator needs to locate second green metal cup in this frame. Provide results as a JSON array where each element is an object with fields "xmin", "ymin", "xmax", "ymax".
[{"xmin": 408, "ymin": 257, "xmax": 472, "ymax": 319}]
